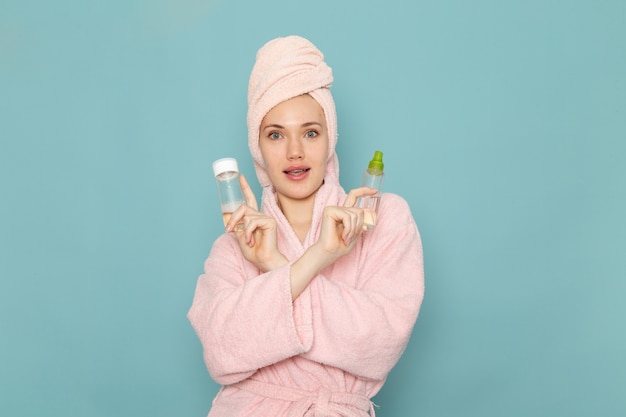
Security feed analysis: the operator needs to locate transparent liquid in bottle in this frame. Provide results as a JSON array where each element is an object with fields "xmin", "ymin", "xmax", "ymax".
[
  {"xmin": 213, "ymin": 158, "xmax": 246, "ymax": 231},
  {"xmin": 360, "ymin": 194, "xmax": 381, "ymax": 230}
]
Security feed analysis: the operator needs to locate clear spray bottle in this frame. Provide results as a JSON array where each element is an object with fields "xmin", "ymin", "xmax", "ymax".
[
  {"xmin": 357, "ymin": 150, "xmax": 384, "ymax": 230},
  {"xmin": 212, "ymin": 157, "xmax": 246, "ymax": 228}
]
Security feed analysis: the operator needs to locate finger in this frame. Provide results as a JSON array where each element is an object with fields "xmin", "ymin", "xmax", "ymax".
[
  {"xmin": 344, "ymin": 209, "xmax": 365, "ymax": 244},
  {"xmin": 247, "ymin": 232, "xmax": 256, "ymax": 247},
  {"xmin": 342, "ymin": 219, "xmax": 353, "ymax": 245},
  {"xmin": 240, "ymin": 174, "xmax": 259, "ymax": 211},
  {"xmin": 334, "ymin": 210, "xmax": 355, "ymax": 245},
  {"xmin": 230, "ymin": 216, "xmax": 255, "ymax": 247},
  {"xmin": 343, "ymin": 187, "xmax": 378, "ymax": 207},
  {"xmin": 231, "ymin": 224, "xmax": 250, "ymax": 252},
  {"xmin": 225, "ymin": 205, "xmax": 247, "ymax": 232},
  {"xmin": 243, "ymin": 214, "xmax": 275, "ymax": 246},
  {"xmin": 245, "ymin": 218, "xmax": 261, "ymax": 247}
]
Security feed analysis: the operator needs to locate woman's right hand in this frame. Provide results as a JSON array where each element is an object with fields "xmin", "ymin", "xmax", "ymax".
[{"xmin": 226, "ymin": 174, "xmax": 288, "ymax": 272}]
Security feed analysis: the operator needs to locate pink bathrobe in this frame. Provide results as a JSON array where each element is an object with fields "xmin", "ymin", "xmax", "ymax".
[{"xmin": 188, "ymin": 180, "xmax": 425, "ymax": 416}]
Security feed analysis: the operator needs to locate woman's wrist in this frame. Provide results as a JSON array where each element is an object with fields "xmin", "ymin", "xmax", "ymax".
[
  {"xmin": 289, "ymin": 243, "xmax": 336, "ymax": 299},
  {"xmin": 259, "ymin": 253, "xmax": 289, "ymax": 273}
]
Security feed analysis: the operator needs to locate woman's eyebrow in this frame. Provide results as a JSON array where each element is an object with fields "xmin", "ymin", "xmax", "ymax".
[
  {"xmin": 262, "ymin": 122, "xmax": 322, "ymax": 131},
  {"xmin": 262, "ymin": 123, "xmax": 284, "ymax": 131}
]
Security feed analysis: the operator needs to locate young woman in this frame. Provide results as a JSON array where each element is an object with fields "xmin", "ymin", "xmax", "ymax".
[{"xmin": 188, "ymin": 35, "xmax": 424, "ymax": 417}]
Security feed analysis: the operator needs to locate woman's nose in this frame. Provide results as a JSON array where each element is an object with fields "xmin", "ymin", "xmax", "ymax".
[{"xmin": 286, "ymin": 138, "xmax": 304, "ymax": 160}]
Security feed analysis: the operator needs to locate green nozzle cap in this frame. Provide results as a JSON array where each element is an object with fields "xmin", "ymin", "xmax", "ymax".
[{"xmin": 368, "ymin": 150, "xmax": 384, "ymax": 171}]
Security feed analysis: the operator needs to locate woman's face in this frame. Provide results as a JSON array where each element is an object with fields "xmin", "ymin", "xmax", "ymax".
[{"xmin": 259, "ymin": 94, "xmax": 329, "ymax": 205}]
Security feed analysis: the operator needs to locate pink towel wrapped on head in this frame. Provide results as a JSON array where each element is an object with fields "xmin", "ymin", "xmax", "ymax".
[
  {"xmin": 247, "ymin": 35, "xmax": 339, "ymax": 187},
  {"xmin": 188, "ymin": 34, "xmax": 425, "ymax": 417}
]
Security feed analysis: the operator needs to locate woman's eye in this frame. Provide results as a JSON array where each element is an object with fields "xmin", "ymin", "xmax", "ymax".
[
  {"xmin": 305, "ymin": 130, "xmax": 318, "ymax": 138},
  {"xmin": 269, "ymin": 132, "xmax": 281, "ymax": 140}
]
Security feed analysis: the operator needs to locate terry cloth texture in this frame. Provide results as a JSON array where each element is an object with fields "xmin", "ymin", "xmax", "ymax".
[{"xmin": 188, "ymin": 184, "xmax": 425, "ymax": 416}]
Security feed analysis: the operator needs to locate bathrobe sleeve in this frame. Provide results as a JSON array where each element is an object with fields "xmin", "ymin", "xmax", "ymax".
[
  {"xmin": 187, "ymin": 234, "xmax": 313, "ymax": 385},
  {"xmin": 300, "ymin": 193, "xmax": 425, "ymax": 380}
]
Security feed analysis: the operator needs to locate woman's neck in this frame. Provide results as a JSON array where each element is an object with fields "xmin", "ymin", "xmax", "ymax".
[{"xmin": 277, "ymin": 193, "xmax": 316, "ymax": 243}]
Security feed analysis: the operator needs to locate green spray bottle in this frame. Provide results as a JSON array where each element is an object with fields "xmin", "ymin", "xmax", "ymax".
[{"xmin": 357, "ymin": 150, "xmax": 384, "ymax": 230}]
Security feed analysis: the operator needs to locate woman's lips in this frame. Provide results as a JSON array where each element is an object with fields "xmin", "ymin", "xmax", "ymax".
[{"xmin": 283, "ymin": 167, "xmax": 310, "ymax": 180}]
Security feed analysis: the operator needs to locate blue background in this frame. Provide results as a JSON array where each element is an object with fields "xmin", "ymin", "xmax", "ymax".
[{"xmin": 1, "ymin": 1, "xmax": 625, "ymax": 416}]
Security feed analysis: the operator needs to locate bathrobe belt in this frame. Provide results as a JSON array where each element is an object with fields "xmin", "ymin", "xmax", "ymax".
[{"xmin": 234, "ymin": 378, "xmax": 376, "ymax": 417}]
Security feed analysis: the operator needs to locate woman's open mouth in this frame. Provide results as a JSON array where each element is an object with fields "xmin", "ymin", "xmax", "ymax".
[{"xmin": 284, "ymin": 167, "xmax": 310, "ymax": 179}]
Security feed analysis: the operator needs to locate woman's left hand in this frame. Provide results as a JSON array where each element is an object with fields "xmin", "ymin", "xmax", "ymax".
[
  {"xmin": 285, "ymin": 186, "xmax": 379, "ymax": 300},
  {"xmin": 312, "ymin": 187, "xmax": 378, "ymax": 266}
]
